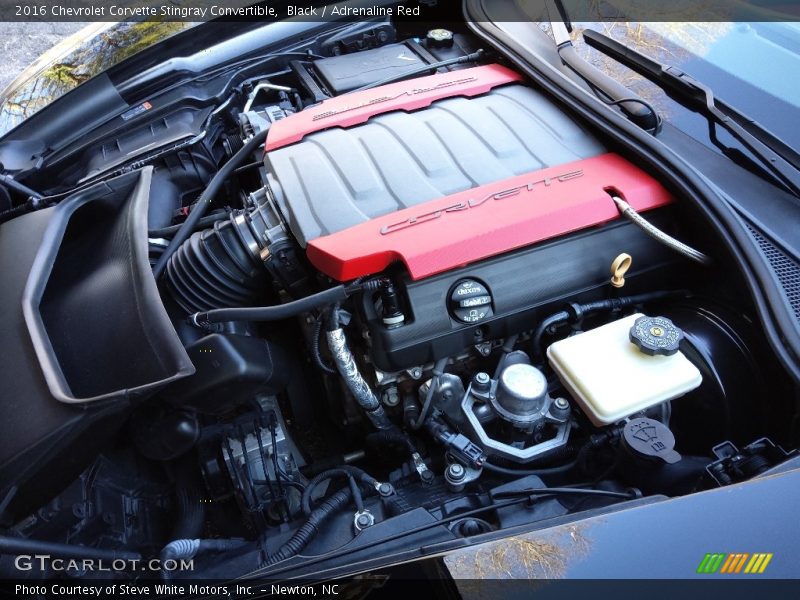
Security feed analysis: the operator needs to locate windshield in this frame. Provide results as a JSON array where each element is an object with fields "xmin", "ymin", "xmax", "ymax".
[
  {"xmin": 570, "ymin": 22, "xmax": 800, "ymax": 152},
  {"xmin": 0, "ymin": 21, "xmax": 193, "ymax": 137}
]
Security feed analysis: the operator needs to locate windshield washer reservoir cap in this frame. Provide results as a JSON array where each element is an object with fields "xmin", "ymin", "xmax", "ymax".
[{"xmin": 622, "ymin": 417, "xmax": 681, "ymax": 464}]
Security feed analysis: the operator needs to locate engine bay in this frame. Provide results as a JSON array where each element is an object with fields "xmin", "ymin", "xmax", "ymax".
[{"xmin": 0, "ymin": 20, "xmax": 797, "ymax": 580}]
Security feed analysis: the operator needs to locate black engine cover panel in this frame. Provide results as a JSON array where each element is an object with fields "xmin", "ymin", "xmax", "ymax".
[{"xmin": 362, "ymin": 210, "xmax": 685, "ymax": 371}]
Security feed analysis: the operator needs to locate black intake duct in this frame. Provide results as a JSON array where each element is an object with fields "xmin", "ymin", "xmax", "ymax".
[
  {"xmin": 165, "ymin": 199, "xmax": 302, "ymax": 314},
  {"xmin": 166, "ymin": 211, "xmax": 267, "ymax": 313}
]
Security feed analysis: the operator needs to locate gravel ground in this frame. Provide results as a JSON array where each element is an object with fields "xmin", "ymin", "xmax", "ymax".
[{"xmin": 0, "ymin": 22, "xmax": 88, "ymax": 91}]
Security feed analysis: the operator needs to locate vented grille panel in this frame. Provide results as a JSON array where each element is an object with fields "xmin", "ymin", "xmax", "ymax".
[{"xmin": 746, "ymin": 224, "xmax": 800, "ymax": 321}]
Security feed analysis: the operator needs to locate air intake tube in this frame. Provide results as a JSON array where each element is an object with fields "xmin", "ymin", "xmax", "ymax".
[{"xmin": 165, "ymin": 197, "xmax": 305, "ymax": 313}]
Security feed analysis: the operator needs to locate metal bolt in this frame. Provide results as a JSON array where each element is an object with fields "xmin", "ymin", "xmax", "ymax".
[
  {"xmin": 377, "ymin": 482, "xmax": 394, "ymax": 497},
  {"xmin": 354, "ymin": 510, "xmax": 375, "ymax": 532},
  {"xmin": 447, "ymin": 463, "xmax": 466, "ymax": 481},
  {"xmin": 382, "ymin": 387, "xmax": 400, "ymax": 407},
  {"xmin": 475, "ymin": 342, "xmax": 492, "ymax": 357},
  {"xmin": 356, "ymin": 514, "xmax": 372, "ymax": 527},
  {"xmin": 554, "ymin": 398, "xmax": 569, "ymax": 411},
  {"xmin": 473, "ymin": 372, "xmax": 491, "ymax": 391}
]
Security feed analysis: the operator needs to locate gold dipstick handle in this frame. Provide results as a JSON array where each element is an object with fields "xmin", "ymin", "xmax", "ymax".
[{"xmin": 610, "ymin": 253, "xmax": 632, "ymax": 288}]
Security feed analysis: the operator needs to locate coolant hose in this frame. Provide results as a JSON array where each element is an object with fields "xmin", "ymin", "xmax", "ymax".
[
  {"xmin": 261, "ymin": 488, "xmax": 352, "ymax": 567},
  {"xmin": 152, "ymin": 128, "xmax": 270, "ymax": 279}
]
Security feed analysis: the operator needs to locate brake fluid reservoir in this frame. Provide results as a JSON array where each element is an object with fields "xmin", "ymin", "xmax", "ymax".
[{"xmin": 547, "ymin": 313, "xmax": 702, "ymax": 426}]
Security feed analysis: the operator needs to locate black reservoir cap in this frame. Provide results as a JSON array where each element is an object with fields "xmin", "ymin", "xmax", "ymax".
[
  {"xmin": 623, "ymin": 417, "xmax": 681, "ymax": 464},
  {"xmin": 630, "ymin": 315, "xmax": 684, "ymax": 356}
]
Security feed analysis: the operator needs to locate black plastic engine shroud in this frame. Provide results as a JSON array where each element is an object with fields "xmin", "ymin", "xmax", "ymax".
[{"xmin": 361, "ymin": 209, "xmax": 686, "ymax": 372}]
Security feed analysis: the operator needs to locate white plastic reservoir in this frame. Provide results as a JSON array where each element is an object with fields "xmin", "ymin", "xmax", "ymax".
[{"xmin": 547, "ymin": 313, "xmax": 702, "ymax": 426}]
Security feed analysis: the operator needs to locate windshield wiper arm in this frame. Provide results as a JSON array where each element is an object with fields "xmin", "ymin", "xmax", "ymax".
[{"xmin": 583, "ymin": 28, "xmax": 800, "ymax": 197}]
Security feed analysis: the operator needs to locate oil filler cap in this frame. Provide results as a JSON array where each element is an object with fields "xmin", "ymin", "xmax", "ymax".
[
  {"xmin": 629, "ymin": 315, "xmax": 683, "ymax": 356},
  {"xmin": 449, "ymin": 279, "xmax": 493, "ymax": 324}
]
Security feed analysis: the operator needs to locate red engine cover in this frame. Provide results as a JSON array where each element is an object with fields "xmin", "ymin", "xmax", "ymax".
[
  {"xmin": 306, "ymin": 153, "xmax": 673, "ymax": 281},
  {"xmin": 266, "ymin": 64, "xmax": 523, "ymax": 151}
]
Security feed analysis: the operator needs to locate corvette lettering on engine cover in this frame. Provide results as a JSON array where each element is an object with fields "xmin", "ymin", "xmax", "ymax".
[
  {"xmin": 306, "ymin": 153, "xmax": 673, "ymax": 281},
  {"xmin": 265, "ymin": 64, "xmax": 523, "ymax": 151}
]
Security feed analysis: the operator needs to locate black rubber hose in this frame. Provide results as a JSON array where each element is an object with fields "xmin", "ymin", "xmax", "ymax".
[
  {"xmin": 189, "ymin": 285, "xmax": 349, "ymax": 326},
  {"xmin": 0, "ymin": 173, "xmax": 42, "ymax": 200},
  {"xmin": 492, "ymin": 487, "xmax": 637, "ymax": 501},
  {"xmin": 152, "ymin": 128, "xmax": 269, "ymax": 279},
  {"xmin": 189, "ymin": 279, "xmax": 382, "ymax": 326},
  {"xmin": 301, "ymin": 466, "xmax": 379, "ymax": 516},
  {"xmin": 148, "ymin": 211, "xmax": 229, "ymax": 238},
  {"xmin": 0, "ymin": 198, "xmax": 49, "ymax": 225},
  {"xmin": 311, "ymin": 316, "xmax": 336, "ymax": 374},
  {"xmin": 366, "ymin": 430, "xmax": 417, "ymax": 455},
  {"xmin": 403, "ymin": 393, "xmax": 421, "ymax": 429},
  {"xmin": 483, "ymin": 458, "xmax": 579, "ymax": 478},
  {"xmin": 482, "ymin": 442, "xmax": 583, "ymax": 478},
  {"xmin": 262, "ymin": 488, "xmax": 352, "ymax": 567},
  {"xmin": 409, "ymin": 357, "xmax": 449, "ymax": 430},
  {"xmin": 0, "ymin": 535, "xmax": 141, "ymax": 561},
  {"xmin": 557, "ymin": 44, "xmax": 658, "ymax": 132},
  {"xmin": 531, "ymin": 310, "xmax": 571, "ymax": 360}
]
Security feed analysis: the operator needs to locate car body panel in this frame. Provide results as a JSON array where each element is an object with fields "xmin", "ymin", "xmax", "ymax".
[{"xmin": 444, "ymin": 465, "xmax": 800, "ymax": 580}]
